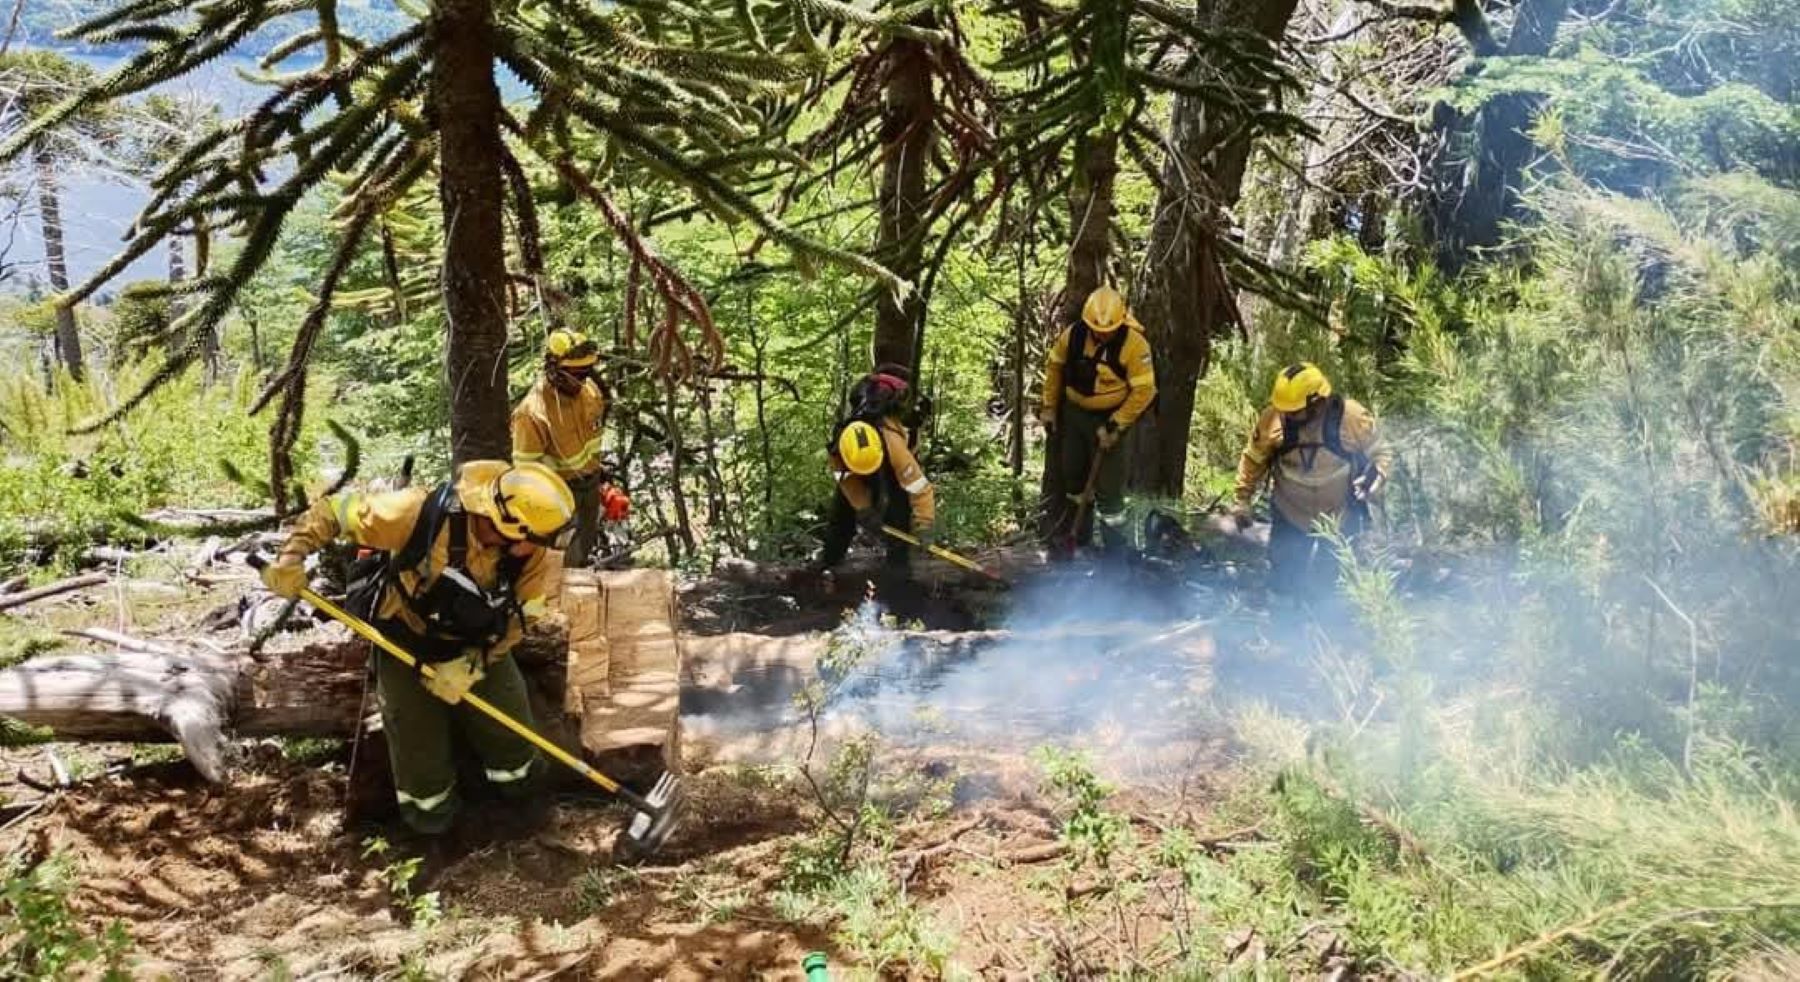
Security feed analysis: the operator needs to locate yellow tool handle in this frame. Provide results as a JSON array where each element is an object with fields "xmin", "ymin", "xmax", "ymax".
[
  {"xmin": 299, "ymin": 586, "xmax": 624, "ymax": 795},
  {"xmin": 880, "ymin": 526, "xmax": 1005, "ymax": 583}
]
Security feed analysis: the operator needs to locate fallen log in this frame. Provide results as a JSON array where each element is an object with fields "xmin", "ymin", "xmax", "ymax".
[
  {"xmin": 0, "ymin": 575, "xmax": 27, "ymax": 595},
  {"xmin": 0, "ymin": 574, "xmax": 109, "ymax": 613},
  {"xmin": 0, "ymin": 639, "xmax": 366, "ymax": 781}
]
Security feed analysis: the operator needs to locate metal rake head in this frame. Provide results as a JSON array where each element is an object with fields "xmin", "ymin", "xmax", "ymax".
[{"xmin": 617, "ymin": 771, "xmax": 684, "ymax": 861}]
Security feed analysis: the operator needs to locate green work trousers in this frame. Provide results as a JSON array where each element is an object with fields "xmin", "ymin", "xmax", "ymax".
[
  {"xmin": 563, "ymin": 473, "xmax": 603, "ymax": 569},
  {"xmin": 1059, "ymin": 403, "xmax": 1128, "ymax": 551},
  {"xmin": 375, "ymin": 648, "xmax": 540, "ymax": 834}
]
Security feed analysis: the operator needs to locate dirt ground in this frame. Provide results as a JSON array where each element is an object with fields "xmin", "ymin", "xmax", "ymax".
[{"xmin": 0, "ymin": 551, "xmax": 1277, "ymax": 980}]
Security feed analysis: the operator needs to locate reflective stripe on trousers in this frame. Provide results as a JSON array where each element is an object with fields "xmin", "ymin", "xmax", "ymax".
[
  {"xmin": 485, "ymin": 757, "xmax": 536, "ymax": 785},
  {"xmin": 397, "ymin": 783, "xmax": 454, "ymax": 812}
]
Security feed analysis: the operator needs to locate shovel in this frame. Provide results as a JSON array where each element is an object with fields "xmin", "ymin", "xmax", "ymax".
[{"xmin": 246, "ymin": 554, "xmax": 683, "ymax": 859}]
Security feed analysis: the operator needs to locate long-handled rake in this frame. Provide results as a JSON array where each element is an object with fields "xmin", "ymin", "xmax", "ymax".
[
  {"xmin": 247, "ymin": 554, "xmax": 683, "ymax": 859},
  {"xmin": 879, "ymin": 526, "xmax": 1009, "ymax": 585},
  {"xmin": 1061, "ymin": 446, "xmax": 1109, "ymax": 555}
]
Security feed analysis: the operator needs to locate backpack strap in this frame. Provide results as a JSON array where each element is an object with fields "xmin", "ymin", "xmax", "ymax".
[
  {"xmin": 393, "ymin": 482, "xmax": 454, "ymax": 574},
  {"xmin": 1278, "ymin": 395, "xmax": 1350, "ymax": 460},
  {"xmin": 446, "ymin": 509, "xmax": 468, "ymax": 571},
  {"xmin": 1097, "ymin": 330, "xmax": 1129, "ymax": 385}
]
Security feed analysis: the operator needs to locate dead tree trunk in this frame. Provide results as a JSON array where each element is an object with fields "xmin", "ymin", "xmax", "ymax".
[
  {"xmin": 433, "ymin": 0, "xmax": 513, "ymax": 464},
  {"xmin": 1125, "ymin": 0, "xmax": 1302, "ymax": 498},
  {"xmin": 0, "ymin": 641, "xmax": 366, "ymax": 781},
  {"xmin": 35, "ymin": 146, "xmax": 81, "ymax": 383}
]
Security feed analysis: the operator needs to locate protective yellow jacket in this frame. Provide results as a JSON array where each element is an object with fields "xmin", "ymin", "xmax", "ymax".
[
  {"xmin": 276, "ymin": 488, "xmax": 553, "ymax": 659},
  {"xmin": 1041, "ymin": 325, "xmax": 1157, "ymax": 428},
  {"xmin": 1234, "ymin": 398, "xmax": 1392, "ymax": 529},
  {"xmin": 830, "ymin": 417, "xmax": 936, "ymax": 529},
  {"xmin": 511, "ymin": 377, "xmax": 606, "ymax": 481}
]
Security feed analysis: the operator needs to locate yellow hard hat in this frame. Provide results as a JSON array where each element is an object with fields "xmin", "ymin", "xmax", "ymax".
[
  {"xmin": 1082, "ymin": 285, "xmax": 1130, "ymax": 333},
  {"xmin": 1270, "ymin": 363, "xmax": 1331, "ymax": 413},
  {"xmin": 456, "ymin": 460, "xmax": 576, "ymax": 543},
  {"xmin": 546, "ymin": 329, "xmax": 598, "ymax": 369},
  {"xmin": 837, "ymin": 420, "xmax": 885, "ymax": 476}
]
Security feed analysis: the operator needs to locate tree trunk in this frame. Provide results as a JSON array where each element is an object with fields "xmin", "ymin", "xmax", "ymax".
[
  {"xmin": 1430, "ymin": 0, "xmax": 1568, "ymax": 271},
  {"xmin": 1059, "ymin": 130, "xmax": 1119, "ymax": 328},
  {"xmin": 1124, "ymin": 0, "xmax": 1302, "ymax": 499},
  {"xmin": 432, "ymin": 0, "xmax": 513, "ymax": 464},
  {"xmin": 168, "ymin": 231, "xmax": 221, "ymax": 380},
  {"xmin": 872, "ymin": 35, "xmax": 935, "ymax": 372},
  {"xmin": 1041, "ymin": 129, "xmax": 1121, "ymax": 539},
  {"xmin": 35, "ymin": 147, "xmax": 81, "ymax": 383}
]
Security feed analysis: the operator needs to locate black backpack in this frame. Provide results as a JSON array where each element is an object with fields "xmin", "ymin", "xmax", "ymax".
[
  {"xmin": 1276, "ymin": 395, "xmax": 1373, "ymax": 516},
  {"xmin": 343, "ymin": 483, "xmax": 525, "ymax": 662},
  {"xmin": 1063, "ymin": 323, "xmax": 1159, "ymax": 414}
]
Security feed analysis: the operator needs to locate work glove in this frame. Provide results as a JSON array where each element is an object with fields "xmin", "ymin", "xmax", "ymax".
[
  {"xmin": 261, "ymin": 555, "xmax": 309, "ymax": 599},
  {"xmin": 1352, "ymin": 470, "xmax": 1385, "ymax": 502},
  {"xmin": 1095, "ymin": 420, "xmax": 1122, "ymax": 451},
  {"xmin": 1229, "ymin": 504, "xmax": 1254, "ymax": 530},
  {"xmin": 914, "ymin": 526, "xmax": 938, "ymax": 551},
  {"xmin": 1038, "ymin": 406, "xmax": 1058, "ymax": 438},
  {"xmin": 423, "ymin": 651, "xmax": 485, "ymax": 705}
]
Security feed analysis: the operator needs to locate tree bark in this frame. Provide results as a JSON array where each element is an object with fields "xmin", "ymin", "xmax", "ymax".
[
  {"xmin": 1041, "ymin": 129, "xmax": 1121, "ymax": 539},
  {"xmin": 1125, "ymin": 0, "xmax": 1302, "ymax": 499},
  {"xmin": 872, "ymin": 36, "xmax": 935, "ymax": 372},
  {"xmin": 35, "ymin": 146, "xmax": 82, "ymax": 383},
  {"xmin": 432, "ymin": 0, "xmax": 513, "ymax": 464},
  {"xmin": 1059, "ymin": 130, "xmax": 1119, "ymax": 328},
  {"xmin": 1430, "ymin": 0, "xmax": 1568, "ymax": 271}
]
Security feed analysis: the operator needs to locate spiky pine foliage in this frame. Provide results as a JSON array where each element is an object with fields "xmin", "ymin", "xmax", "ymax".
[
  {"xmin": 766, "ymin": 0, "xmax": 1000, "ymax": 372},
  {"xmin": 991, "ymin": 0, "xmax": 1312, "ymax": 307},
  {"xmin": 0, "ymin": 0, "xmax": 919, "ymax": 509}
]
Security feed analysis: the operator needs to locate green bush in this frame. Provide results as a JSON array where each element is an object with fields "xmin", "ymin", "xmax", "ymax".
[
  {"xmin": 0, "ymin": 361, "xmax": 329, "ymax": 572},
  {"xmin": 0, "ymin": 854, "xmax": 134, "ymax": 979}
]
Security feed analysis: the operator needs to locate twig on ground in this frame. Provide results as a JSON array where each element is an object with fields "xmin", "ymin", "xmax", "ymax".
[
  {"xmin": 61, "ymin": 627, "xmax": 185, "ymax": 656},
  {"xmin": 1000, "ymin": 841, "xmax": 1068, "ymax": 864},
  {"xmin": 0, "ymin": 798, "xmax": 47, "ymax": 835},
  {"xmin": 1450, "ymin": 896, "xmax": 1638, "ymax": 980},
  {"xmin": 0, "ymin": 573, "xmax": 108, "ymax": 612}
]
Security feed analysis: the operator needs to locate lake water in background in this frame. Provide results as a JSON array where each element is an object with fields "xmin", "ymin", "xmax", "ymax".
[
  {"xmin": 6, "ymin": 50, "xmax": 271, "ymax": 293},
  {"xmin": 5, "ymin": 46, "xmax": 527, "ymax": 295}
]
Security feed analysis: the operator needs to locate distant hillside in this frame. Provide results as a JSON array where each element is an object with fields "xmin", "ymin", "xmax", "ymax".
[{"xmin": 17, "ymin": 0, "xmax": 413, "ymax": 59}]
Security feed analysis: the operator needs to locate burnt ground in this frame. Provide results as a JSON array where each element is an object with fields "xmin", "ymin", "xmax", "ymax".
[{"xmin": 0, "ymin": 544, "xmax": 1336, "ymax": 979}]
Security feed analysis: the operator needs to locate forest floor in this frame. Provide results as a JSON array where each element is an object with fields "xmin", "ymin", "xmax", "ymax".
[{"xmin": 0, "ymin": 544, "xmax": 1320, "ymax": 980}]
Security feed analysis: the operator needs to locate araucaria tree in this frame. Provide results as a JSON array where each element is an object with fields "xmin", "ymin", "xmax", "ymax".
[
  {"xmin": 0, "ymin": 51, "xmax": 114, "ymax": 383},
  {"xmin": 0, "ymin": 0, "xmax": 902, "ymax": 507},
  {"xmin": 784, "ymin": 3, "xmax": 998, "ymax": 375}
]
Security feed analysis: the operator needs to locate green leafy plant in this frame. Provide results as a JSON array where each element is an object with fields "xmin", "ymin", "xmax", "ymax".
[
  {"xmin": 0, "ymin": 854, "xmax": 134, "ymax": 979},
  {"xmin": 361, "ymin": 836, "xmax": 442, "ymax": 928}
]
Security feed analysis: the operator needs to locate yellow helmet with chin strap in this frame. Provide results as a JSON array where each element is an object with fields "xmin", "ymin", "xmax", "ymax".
[
  {"xmin": 836, "ymin": 420, "xmax": 885, "ymax": 476},
  {"xmin": 456, "ymin": 460, "xmax": 576, "ymax": 544},
  {"xmin": 1270, "ymin": 362, "xmax": 1332, "ymax": 414},
  {"xmin": 546, "ymin": 329, "xmax": 598, "ymax": 370}
]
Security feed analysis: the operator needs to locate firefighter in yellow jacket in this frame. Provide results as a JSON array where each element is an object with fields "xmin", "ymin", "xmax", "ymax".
[
  {"xmin": 1040, "ymin": 285, "xmax": 1157, "ymax": 554},
  {"xmin": 817, "ymin": 408, "xmax": 936, "ymax": 574},
  {"xmin": 512, "ymin": 330, "xmax": 608, "ymax": 567},
  {"xmin": 260, "ymin": 461, "xmax": 575, "ymax": 835},
  {"xmin": 1232, "ymin": 363, "xmax": 1392, "ymax": 594}
]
